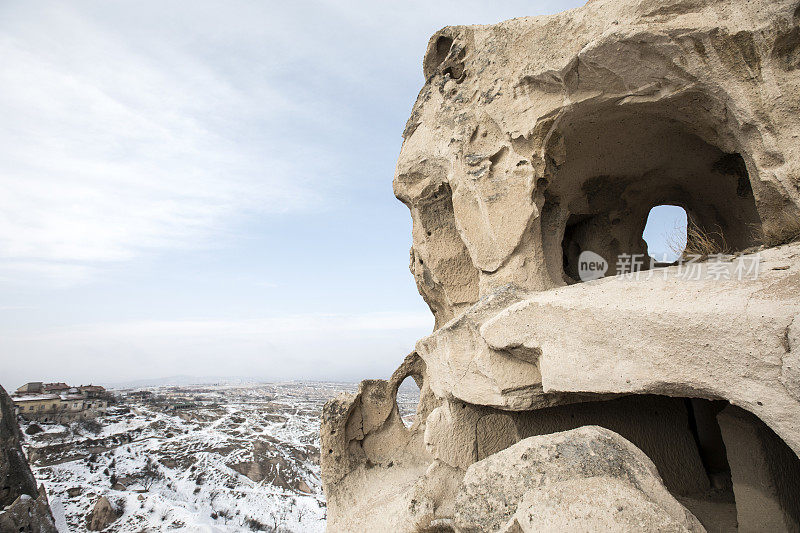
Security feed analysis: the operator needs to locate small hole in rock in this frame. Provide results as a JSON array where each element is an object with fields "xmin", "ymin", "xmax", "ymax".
[
  {"xmin": 424, "ymin": 35, "xmax": 454, "ymax": 78},
  {"xmin": 436, "ymin": 36, "xmax": 453, "ymax": 61},
  {"xmin": 397, "ymin": 375, "xmax": 421, "ymax": 428},
  {"xmin": 643, "ymin": 205, "xmax": 687, "ymax": 264}
]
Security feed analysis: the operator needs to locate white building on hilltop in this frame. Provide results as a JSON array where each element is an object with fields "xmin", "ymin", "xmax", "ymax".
[{"xmin": 11, "ymin": 382, "xmax": 109, "ymax": 423}]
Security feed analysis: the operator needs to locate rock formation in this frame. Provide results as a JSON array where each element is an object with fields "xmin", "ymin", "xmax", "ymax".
[
  {"xmin": 321, "ymin": 0, "xmax": 800, "ymax": 531},
  {"xmin": 455, "ymin": 426, "xmax": 704, "ymax": 532},
  {"xmin": 0, "ymin": 385, "xmax": 58, "ymax": 533},
  {"xmin": 86, "ymin": 496, "xmax": 121, "ymax": 531}
]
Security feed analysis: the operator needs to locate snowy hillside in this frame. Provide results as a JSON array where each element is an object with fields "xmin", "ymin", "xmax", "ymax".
[{"xmin": 18, "ymin": 382, "xmax": 418, "ymax": 532}]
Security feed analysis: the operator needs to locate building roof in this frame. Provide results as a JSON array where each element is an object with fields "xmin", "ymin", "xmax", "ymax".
[
  {"xmin": 79, "ymin": 385, "xmax": 105, "ymax": 392},
  {"xmin": 43, "ymin": 382, "xmax": 70, "ymax": 391},
  {"xmin": 60, "ymin": 394, "xmax": 85, "ymax": 401},
  {"xmin": 15, "ymin": 382, "xmax": 44, "ymax": 394},
  {"xmin": 11, "ymin": 394, "xmax": 60, "ymax": 402}
]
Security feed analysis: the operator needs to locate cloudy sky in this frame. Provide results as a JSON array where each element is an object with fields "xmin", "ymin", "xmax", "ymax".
[{"xmin": 1, "ymin": 0, "xmax": 686, "ymax": 389}]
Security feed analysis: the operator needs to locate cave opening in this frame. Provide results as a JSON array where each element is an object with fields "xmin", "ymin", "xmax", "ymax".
[
  {"xmin": 397, "ymin": 375, "xmax": 421, "ymax": 428},
  {"xmin": 643, "ymin": 204, "xmax": 687, "ymax": 264},
  {"xmin": 504, "ymin": 395, "xmax": 800, "ymax": 532},
  {"xmin": 541, "ymin": 94, "xmax": 762, "ymax": 285}
]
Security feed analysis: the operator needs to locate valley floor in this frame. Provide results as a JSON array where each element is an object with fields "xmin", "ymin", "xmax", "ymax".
[{"xmin": 19, "ymin": 382, "xmax": 417, "ymax": 532}]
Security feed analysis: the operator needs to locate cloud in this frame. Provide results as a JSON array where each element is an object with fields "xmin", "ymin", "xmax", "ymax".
[
  {"xmin": 0, "ymin": 3, "xmax": 329, "ymax": 285},
  {"xmin": 0, "ymin": 0, "xmax": 584, "ymax": 288}
]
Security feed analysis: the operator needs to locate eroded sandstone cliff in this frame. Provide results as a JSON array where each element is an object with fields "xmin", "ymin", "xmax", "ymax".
[{"xmin": 322, "ymin": 0, "xmax": 800, "ymax": 530}]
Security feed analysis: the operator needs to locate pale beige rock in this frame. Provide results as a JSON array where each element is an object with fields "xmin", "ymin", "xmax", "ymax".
[
  {"xmin": 321, "ymin": 354, "xmax": 437, "ymax": 532},
  {"xmin": 454, "ymin": 426, "xmax": 704, "ymax": 532},
  {"xmin": 395, "ymin": 0, "xmax": 800, "ymax": 327},
  {"xmin": 86, "ymin": 496, "xmax": 120, "ymax": 531},
  {"xmin": 322, "ymin": 0, "xmax": 800, "ymax": 530},
  {"xmin": 717, "ymin": 406, "xmax": 800, "ymax": 531},
  {"xmin": 418, "ymin": 243, "xmax": 800, "ymax": 454},
  {"xmin": 505, "ymin": 477, "xmax": 700, "ymax": 533}
]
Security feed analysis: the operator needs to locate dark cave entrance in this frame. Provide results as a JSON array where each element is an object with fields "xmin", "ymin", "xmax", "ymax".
[
  {"xmin": 508, "ymin": 395, "xmax": 800, "ymax": 532},
  {"xmin": 540, "ymin": 94, "xmax": 762, "ymax": 285}
]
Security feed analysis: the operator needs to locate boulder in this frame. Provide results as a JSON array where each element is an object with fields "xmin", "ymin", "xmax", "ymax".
[
  {"xmin": 86, "ymin": 496, "xmax": 121, "ymax": 531},
  {"xmin": 455, "ymin": 426, "xmax": 704, "ymax": 533},
  {"xmin": 0, "ymin": 487, "xmax": 59, "ymax": 533},
  {"xmin": 502, "ymin": 477, "xmax": 699, "ymax": 533}
]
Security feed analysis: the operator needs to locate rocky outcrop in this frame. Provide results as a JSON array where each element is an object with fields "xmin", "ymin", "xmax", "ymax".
[
  {"xmin": 0, "ymin": 487, "xmax": 59, "ymax": 533},
  {"xmin": 86, "ymin": 496, "xmax": 120, "ymax": 531},
  {"xmin": 0, "ymin": 385, "xmax": 58, "ymax": 533},
  {"xmin": 322, "ymin": 0, "xmax": 800, "ymax": 531},
  {"xmin": 418, "ymin": 243, "xmax": 800, "ymax": 452},
  {"xmin": 228, "ymin": 439, "xmax": 314, "ymax": 493},
  {"xmin": 395, "ymin": 0, "xmax": 800, "ymax": 327},
  {"xmin": 0, "ymin": 385, "xmax": 38, "ymax": 508},
  {"xmin": 321, "ymin": 353, "xmax": 437, "ymax": 532}
]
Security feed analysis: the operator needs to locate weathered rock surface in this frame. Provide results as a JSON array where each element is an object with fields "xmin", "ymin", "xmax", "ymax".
[
  {"xmin": 717, "ymin": 406, "xmax": 800, "ymax": 531},
  {"xmin": 418, "ymin": 243, "xmax": 800, "ymax": 453},
  {"xmin": 0, "ymin": 385, "xmax": 58, "ymax": 533},
  {"xmin": 0, "ymin": 488, "xmax": 59, "ymax": 533},
  {"xmin": 455, "ymin": 426, "xmax": 704, "ymax": 532},
  {"xmin": 503, "ymin": 477, "xmax": 698, "ymax": 533},
  {"xmin": 0, "ymin": 385, "xmax": 38, "ymax": 508},
  {"xmin": 86, "ymin": 496, "xmax": 120, "ymax": 531},
  {"xmin": 228, "ymin": 439, "xmax": 314, "ymax": 493},
  {"xmin": 395, "ymin": 0, "xmax": 800, "ymax": 328},
  {"xmin": 321, "ymin": 354, "xmax": 436, "ymax": 532},
  {"xmin": 322, "ymin": 0, "xmax": 800, "ymax": 530}
]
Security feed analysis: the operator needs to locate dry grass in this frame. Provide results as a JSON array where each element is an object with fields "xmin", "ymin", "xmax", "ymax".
[
  {"xmin": 759, "ymin": 211, "xmax": 800, "ymax": 248},
  {"xmin": 667, "ymin": 218, "xmax": 730, "ymax": 260}
]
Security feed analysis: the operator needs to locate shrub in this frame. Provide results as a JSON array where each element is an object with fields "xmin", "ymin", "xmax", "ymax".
[
  {"xmin": 668, "ymin": 218, "xmax": 729, "ymax": 260},
  {"xmin": 243, "ymin": 517, "xmax": 271, "ymax": 531},
  {"xmin": 140, "ymin": 458, "xmax": 164, "ymax": 491},
  {"xmin": 25, "ymin": 424, "xmax": 43, "ymax": 435},
  {"xmin": 79, "ymin": 419, "xmax": 102, "ymax": 434}
]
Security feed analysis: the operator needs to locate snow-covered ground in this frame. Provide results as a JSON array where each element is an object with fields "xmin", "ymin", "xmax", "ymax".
[{"xmin": 18, "ymin": 382, "xmax": 420, "ymax": 532}]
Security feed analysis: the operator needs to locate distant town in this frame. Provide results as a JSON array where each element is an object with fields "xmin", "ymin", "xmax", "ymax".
[
  {"xmin": 10, "ymin": 382, "xmax": 111, "ymax": 423},
  {"xmin": 9, "ymin": 381, "xmax": 238, "ymax": 425}
]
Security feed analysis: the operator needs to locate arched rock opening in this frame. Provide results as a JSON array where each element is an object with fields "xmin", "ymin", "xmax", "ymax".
[
  {"xmin": 475, "ymin": 394, "xmax": 800, "ymax": 532},
  {"xmin": 396, "ymin": 375, "xmax": 422, "ymax": 428},
  {"xmin": 539, "ymin": 95, "xmax": 762, "ymax": 284},
  {"xmin": 643, "ymin": 204, "xmax": 688, "ymax": 263}
]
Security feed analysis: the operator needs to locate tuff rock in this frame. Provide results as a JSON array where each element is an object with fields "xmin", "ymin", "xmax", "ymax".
[
  {"xmin": 0, "ymin": 385, "xmax": 58, "ymax": 533},
  {"xmin": 455, "ymin": 426, "xmax": 704, "ymax": 532},
  {"xmin": 321, "ymin": 0, "xmax": 800, "ymax": 531},
  {"xmin": 86, "ymin": 496, "xmax": 121, "ymax": 531}
]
